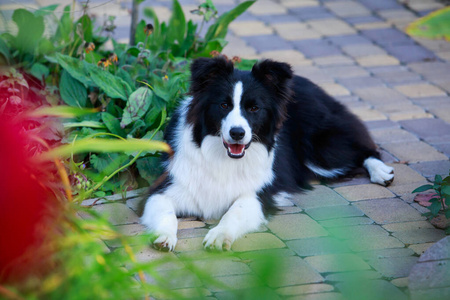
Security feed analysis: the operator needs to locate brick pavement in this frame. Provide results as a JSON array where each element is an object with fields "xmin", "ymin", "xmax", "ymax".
[{"xmin": 2, "ymin": 0, "xmax": 450, "ymax": 298}]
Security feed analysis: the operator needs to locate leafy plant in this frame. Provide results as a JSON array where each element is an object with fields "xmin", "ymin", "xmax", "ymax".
[
  {"xmin": 138, "ymin": 0, "xmax": 255, "ymax": 58},
  {"xmin": 406, "ymin": 6, "xmax": 450, "ymax": 40},
  {"xmin": 412, "ymin": 171, "xmax": 450, "ymax": 232}
]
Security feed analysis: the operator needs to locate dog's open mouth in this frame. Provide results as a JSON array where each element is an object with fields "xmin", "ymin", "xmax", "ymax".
[{"xmin": 223, "ymin": 141, "xmax": 250, "ymax": 159}]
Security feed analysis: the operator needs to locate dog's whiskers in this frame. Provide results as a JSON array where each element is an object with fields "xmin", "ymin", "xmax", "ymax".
[{"xmin": 252, "ymin": 134, "xmax": 261, "ymax": 143}]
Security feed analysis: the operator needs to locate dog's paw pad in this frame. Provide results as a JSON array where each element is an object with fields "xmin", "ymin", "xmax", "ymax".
[
  {"xmin": 203, "ymin": 227, "xmax": 233, "ymax": 251},
  {"xmin": 152, "ymin": 234, "xmax": 177, "ymax": 252}
]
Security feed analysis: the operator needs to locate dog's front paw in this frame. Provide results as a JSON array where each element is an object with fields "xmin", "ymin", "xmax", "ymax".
[
  {"xmin": 370, "ymin": 164, "xmax": 394, "ymax": 186},
  {"xmin": 203, "ymin": 227, "xmax": 234, "ymax": 251},
  {"xmin": 152, "ymin": 233, "xmax": 177, "ymax": 252}
]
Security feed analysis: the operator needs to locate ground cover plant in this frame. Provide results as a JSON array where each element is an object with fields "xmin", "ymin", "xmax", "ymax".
[
  {"xmin": 413, "ymin": 171, "xmax": 450, "ymax": 233},
  {"xmin": 0, "ymin": 0, "xmax": 254, "ymax": 200}
]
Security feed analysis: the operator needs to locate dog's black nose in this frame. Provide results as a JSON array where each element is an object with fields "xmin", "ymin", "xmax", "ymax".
[{"xmin": 229, "ymin": 127, "xmax": 245, "ymax": 141}]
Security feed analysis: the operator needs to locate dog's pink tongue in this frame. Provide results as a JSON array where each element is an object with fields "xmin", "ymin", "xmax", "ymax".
[{"xmin": 229, "ymin": 144, "xmax": 245, "ymax": 155}]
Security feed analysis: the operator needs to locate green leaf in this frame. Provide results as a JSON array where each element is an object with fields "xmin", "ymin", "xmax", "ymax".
[
  {"xmin": 29, "ymin": 106, "xmax": 98, "ymax": 118},
  {"xmin": 29, "ymin": 63, "xmax": 49, "ymax": 81},
  {"xmin": 63, "ymin": 121, "xmax": 106, "ymax": 129},
  {"xmin": 445, "ymin": 209, "xmax": 450, "ymax": 219},
  {"xmin": 406, "ymin": 6, "xmax": 450, "ymax": 40},
  {"xmin": 117, "ymin": 68, "xmax": 136, "ymax": 89},
  {"xmin": 167, "ymin": 0, "xmax": 186, "ymax": 46},
  {"xmin": 0, "ymin": 37, "xmax": 11, "ymax": 64},
  {"xmin": 39, "ymin": 138, "xmax": 170, "ymax": 160},
  {"xmin": 35, "ymin": 4, "xmax": 59, "ymax": 17},
  {"xmin": 135, "ymin": 20, "xmax": 147, "ymax": 44},
  {"xmin": 205, "ymin": 1, "xmax": 255, "ymax": 41},
  {"xmin": 194, "ymin": 38, "xmax": 228, "ymax": 57},
  {"xmin": 435, "ymin": 174, "xmax": 443, "ymax": 184},
  {"xmin": 441, "ymin": 185, "xmax": 450, "ymax": 196},
  {"xmin": 144, "ymin": 106, "xmax": 162, "ymax": 128},
  {"xmin": 429, "ymin": 199, "xmax": 442, "ymax": 216},
  {"xmin": 235, "ymin": 58, "xmax": 258, "ymax": 71},
  {"xmin": 76, "ymin": 15, "xmax": 93, "ymax": 42},
  {"xmin": 86, "ymin": 64, "xmax": 131, "ymax": 100},
  {"xmin": 412, "ymin": 184, "xmax": 434, "ymax": 193},
  {"xmin": 120, "ymin": 87, "xmax": 153, "ymax": 128},
  {"xmin": 143, "ymin": 7, "xmax": 160, "ymax": 44},
  {"xmin": 11, "ymin": 9, "xmax": 45, "ymax": 55},
  {"xmin": 91, "ymin": 153, "xmax": 130, "ymax": 174},
  {"xmin": 55, "ymin": 5, "xmax": 72, "ymax": 43},
  {"xmin": 59, "ymin": 70, "xmax": 88, "ymax": 107},
  {"xmin": 50, "ymin": 53, "xmax": 95, "ymax": 86},
  {"xmin": 136, "ymin": 156, "xmax": 163, "ymax": 185},
  {"xmin": 102, "ymin": 112, "xmax": 126, "ymax": 137}
]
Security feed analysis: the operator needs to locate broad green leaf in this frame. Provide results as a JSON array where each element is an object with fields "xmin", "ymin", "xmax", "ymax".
[
  {"xmin": 91, "ymin": 153, "xmax": 130, "ymax": 174},
  {"xmin": 167, "ymin": 0, "xmax": 186, "ymax": 47},
  {"xmin": 144, "ymin": 106, "xmax": 162, "ymax": 128},
  {"xmin": 39, "ymin": 138, "xmax": 170, "ymax": 160},
  {"xmin": 29, "ymin": 106, "xmax": 98, "ymax": 118},
  {"xmin": 429, "ymin": 198, "xmax": 442, "ymax": 216},
  {"xmin": 76, "ymin": 15, "xmax": 93, "ymax": 42},
  {"xmin": 136, "ymin": 156, "xmax": 163, "ymax": 185},
  {"xmin": 55, "ymin": 5, "xmax": 72, "ymax": 43},
  {"xmin": 205, "ymin": 1, "xmax": 255, "ymax": 41},
  {"xmin": 86, "ymin": 64, "xmax": 131, "ymax": 100},
  {"xmin": 30, "ymin": 63, "xmax": 49, "ymax": 80},
  {"xmin": 135, "ymin": 20, "xmax": 147, "ymax": 44},
  {"xmin": 59, "ymin": 70, "xmax": 88, "ymax": 107},
  {"xmin": 194, "ymin": 38, "xmax": 228, "ymax": 58},
  {"xmin": 435, "ymin": 174, "xmax": 443, "ymax": 184},
  {"xmin": 120, "ymin": 87, "xmax": 153, "ymax": 128},
  {"xmin": 117, "ymin": 68, "xmax": 136, "ymax": 89},
  {"xmin": 412, "ymin": 184, "xmax": 434, "ymax": 193},
  {"xmin": 50, "ymin": 53, "xmax": 95, "ymax": 86},
  {"xmin": 235, "ymin": 58, "xmax": 258, "ymax": 71},
  {"xmin": 12, "ymin": 9, "xmax": 45, "ymax": 55},
  {"xmin": 102, "ymin": 112, "xmax": 126, "ymax": 137},
  {"xmin": 441, "ymin": 185, "xmax": 450, "ymax": 195},
  {"xmin": 179, "ymin": 20, "xmax": 197, "ymax": 57},
  {"xmin": 406, "ymin": 6, "xmax": 450, "ymax": 41},
  {"xmin": 143, "ymin": 7, "xmax": 160, "ymax": 44}
]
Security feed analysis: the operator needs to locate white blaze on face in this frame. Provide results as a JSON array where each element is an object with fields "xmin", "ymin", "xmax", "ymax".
[{"xmin": 221, "ymin": 81, "xmax": 252, "ymax": 146}]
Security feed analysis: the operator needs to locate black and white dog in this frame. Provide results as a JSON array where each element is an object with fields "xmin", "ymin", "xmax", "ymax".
[{"xmin": 141, "ymin": 57, "xmax": 394, "ymax": 251}]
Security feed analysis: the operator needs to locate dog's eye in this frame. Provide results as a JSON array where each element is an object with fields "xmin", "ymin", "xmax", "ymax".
[
  {"xmin": 220, "ymin": 103, "xmax": 229, "ymax": 110},
  {"xmin": 249, "ymin": 105, "xmax": 260, "ymax": 112}
]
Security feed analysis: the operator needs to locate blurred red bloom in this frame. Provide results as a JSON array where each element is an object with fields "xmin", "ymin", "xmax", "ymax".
[{"xmin": 0, "ymin": 116, "xmax": 59, "ymax": 282}]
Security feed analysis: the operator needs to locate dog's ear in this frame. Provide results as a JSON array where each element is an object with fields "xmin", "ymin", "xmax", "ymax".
[
  {"xmin": 190, "ymin": 57, "xmax": 234, "ymax": 93},
  {"xmin": 251, "ymin": 59, "xmax": 293, "ymax": 89},
  {"xmin": 252, "ymin": 60, "xmax": 293, "ymax": 130}
]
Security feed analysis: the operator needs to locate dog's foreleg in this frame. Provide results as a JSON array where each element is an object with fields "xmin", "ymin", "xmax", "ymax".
[
  {"xmin": 364, "ymin": 157, "xmax": 394, "ymax": 186},
  {"xmin": 141, "ymin": 193, "xmax": 178, "ymax": 251},
  {"xmin": 203, "ymin": 194, "xmax": 266, "ymax": 251}
]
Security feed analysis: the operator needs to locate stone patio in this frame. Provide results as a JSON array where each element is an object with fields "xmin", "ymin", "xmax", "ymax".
[{"xmin": 2, "ymin": 0, "xmax": 449, "ymax": 298}]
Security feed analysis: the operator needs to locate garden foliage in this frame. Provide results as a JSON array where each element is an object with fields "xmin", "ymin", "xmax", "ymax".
[
  {"xmin": 0, "ymin": 1, "xmax": 266, "ymax": 299},
  {"xmin": 0, "ymin": 0, "xmax": 255, "ymax": 199}
]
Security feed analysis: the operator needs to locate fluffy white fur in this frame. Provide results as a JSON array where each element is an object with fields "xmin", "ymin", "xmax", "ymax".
[
  {"xmin": 141, "ymin": 95, "xmax": 274, "ymax": 251},
  {"xmin": 363, "ymin": 157, "xmax": 394, "ymax": 186}
]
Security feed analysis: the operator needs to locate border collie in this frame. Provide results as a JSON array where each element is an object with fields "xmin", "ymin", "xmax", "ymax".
[{"xmin": 141, "ymin": 57, "xmax": 394, "ymax": 251}]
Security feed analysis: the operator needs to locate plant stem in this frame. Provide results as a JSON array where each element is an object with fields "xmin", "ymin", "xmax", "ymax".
[{"xmin": 84, "ymin": 149, "xmax": 144, "ymax": 199}]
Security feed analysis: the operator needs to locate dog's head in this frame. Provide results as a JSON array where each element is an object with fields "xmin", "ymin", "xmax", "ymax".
[{"xmin": 187, "ymin": 57, "xmax": 293, "ymax": 159}]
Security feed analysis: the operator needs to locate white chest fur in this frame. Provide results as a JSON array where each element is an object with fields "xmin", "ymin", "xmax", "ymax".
[{"xmin": 166, "ymin": 118, "xmax": 275, "ymax": 220}]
